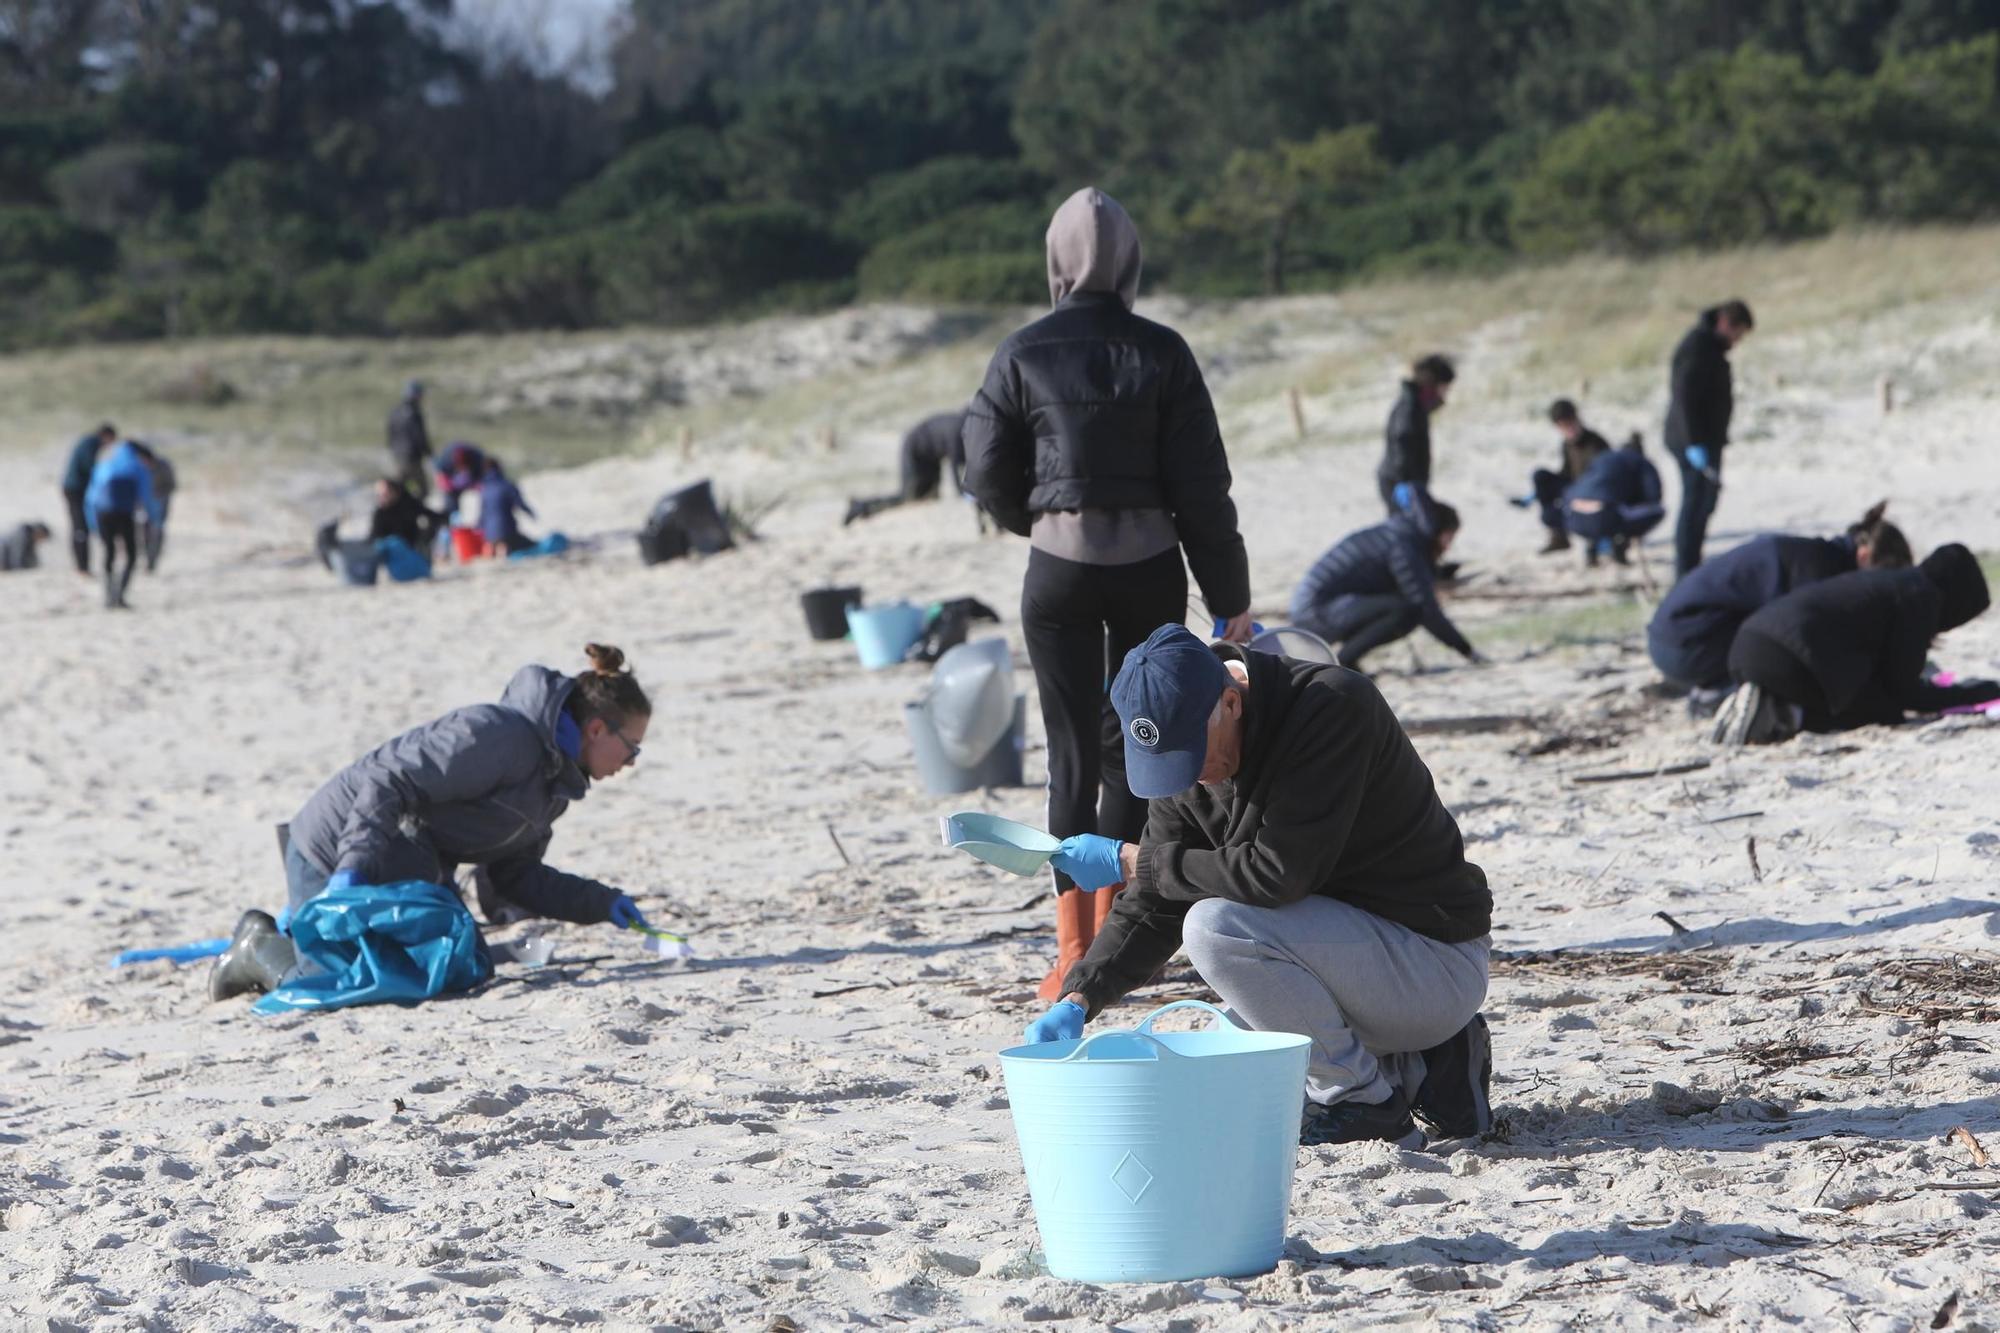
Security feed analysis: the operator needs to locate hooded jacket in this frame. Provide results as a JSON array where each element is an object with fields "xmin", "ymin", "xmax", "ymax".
[
  {"xmin": 900, "ymin": 410, "xmax": 968, "ymax": 498},
  {"xmin": 479, "ymin": 470, "xmax": 534, "ymax": 546},
  {"xmin": 1378, "ymin": 380, "xmax": 1432, "ymax": 491},
  {"xmin": 1733, "ymin": 545, "xmax": 1994, "ymax": 724},
  {"xmin": 1665, "ymin": 308, "xmax": 1734, "ymax": 456},
  {"xmin": 387, "ymin": 396, "xmax": 432, "ymax": 469},
  {"xmin": 1648, "ymin": 533, "xmax": 1858, "ymax": 688},
  {"xmin": 961, "ymin": 187, "xmax": 1250, "ymax": 618},
  {"xmin": 288, "ymin": 665, "xmax": 621, "ymax": 924},
  {"xmin": 83, "ymin": 442, "xmax": 162, "ymax": 531},
  {"xmin": 62, "ymin": 434, "xmax": 102, "ymax": 495},
  {"xmin": 1063, "ymin": 645, "xmax": 1492, "ymax": 1016},
  {"xmin": 1290, "ymin": 513, "xmax": 1475, "ymax": 659},
  {"xmin": 1565, "ymin": 443, "xmax": 1660, "ymax": 508}
]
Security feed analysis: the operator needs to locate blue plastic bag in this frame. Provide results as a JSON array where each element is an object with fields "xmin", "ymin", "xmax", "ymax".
[
  {"xmin": 253, "ymin": 879, "xmax": 492, "ymax": 1014},
  {"xmin": 506, "ymin": 531, "xmax": 570, "ymax": 560},
  {"xmin": 375, "ymin": 536, "xmax": 432, "ymax": 582}
]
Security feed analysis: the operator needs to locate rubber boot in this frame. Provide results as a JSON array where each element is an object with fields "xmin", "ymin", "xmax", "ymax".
[
  {"xmin": 208, "ymin": 910, "xmax": 297, "ymax": 1001},
  {"xmin": 1091, "ymin": 881, "xmax": 1124, "ymax": 933},
  {"xmin": 1035, "ymin": 889, "xmax": 1095, "ymax": 1002}
]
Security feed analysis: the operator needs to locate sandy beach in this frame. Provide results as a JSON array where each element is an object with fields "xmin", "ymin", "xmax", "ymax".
[{"xmin": 3, "ymin": 234, "xmax": 1999, "ymax": 1330}]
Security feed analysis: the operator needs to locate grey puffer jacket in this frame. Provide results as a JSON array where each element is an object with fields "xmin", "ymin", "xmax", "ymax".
[{"xmin": 288, "ymin": 665, "xmax": 621, "ymax": 923}]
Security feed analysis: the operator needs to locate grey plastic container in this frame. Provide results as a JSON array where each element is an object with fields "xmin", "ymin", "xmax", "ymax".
[{"xmin": 904, "ymin": 694, "xmax": 1026, "ymax": 794}]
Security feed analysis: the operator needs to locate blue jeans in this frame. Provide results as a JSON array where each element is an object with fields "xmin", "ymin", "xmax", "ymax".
[{"xmin": 1673, "ymin": 451, "xmax": 1721, "ymax": 578}]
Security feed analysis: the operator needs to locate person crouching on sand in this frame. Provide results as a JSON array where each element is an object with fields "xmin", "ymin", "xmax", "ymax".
[
  {"xmin": 210, "ymin": 644, "xmax": 657, "ymax": 1000},
  {"xmin": 1020, "ymin": 624, "xmax": 1495, "ymax": 1148}
]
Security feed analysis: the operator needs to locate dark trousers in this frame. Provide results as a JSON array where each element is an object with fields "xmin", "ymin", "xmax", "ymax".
[
  {"xmin": 1672, "ymin": 451, "xmax": 1721, "ymax": 579},
  {"xmin": 1021, "ymin": 546, "xmax": 1188, "ymax": 889},
  {"xmin": 144, "ymin": 496, "xmax": 170, "ymax": 571},
  {"xmin": 1296, "ymin": 592, "xmax": 1419, "ymax": 670},
  {"xmin": 1531, "ymin": 469, "xmax": 1567, "ymax": 532},
  {"xmin": 64, "ymin": 490, "xmax": 90, "ymax": 573},
  {"xmin": 1728, "ymin": 627, "xmax": 1842, "ymax": 731},
  {"xmin": 96, "ymin": 509, "xmax": 137, "ymax": 606},
  {"xmin": 1376, "ymin": 470, "xmax": 1403, "ymax": 515}
]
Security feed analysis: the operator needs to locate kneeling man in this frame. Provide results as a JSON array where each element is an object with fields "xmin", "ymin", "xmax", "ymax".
[{"xmin": 1023, "ymin": 623, "xmax": 1495, "ymax": 1147}]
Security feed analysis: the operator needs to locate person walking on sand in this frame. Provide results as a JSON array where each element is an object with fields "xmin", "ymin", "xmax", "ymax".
[
  {"xmin": 84, "ymin": 436, "xmax": 162, "ymax": 609},
  {"xmin": 1377, "ymin": 354, "xmax": 1455, "ymax": 515},
  {"xmin": 962, "ymin": 186, "xmax": 1253, "ymax": 1002},
  {"xmin": 1665, "ymin": 299, "xmax": 1753, "ymax": 579},
  {"xmin": 1021, "ymin": 624, "xmax": 1494, "ymax": 1148},
  {"xmin": 843, "ymin": 409, "xmax": 969, "ymax": 525},
  {"xmin": 387, "ymin": 380, "xmax": 433, "ymax": 499},
  {"xmin": 1648, "ymin": 502, "xmax": 1910, "ymax": 715},
  {"xmin": 59, "ymin": 423, "xmax": 116, "ymax": 574},
  {"xmin": 209, "ymin": 644, "xmax": 659, "ymax": 1000},
  {"xmin": 1289, "ymin": 494, "xmax": 1481, "ymax": 671},
  {"xmin": 1712, "ymin": 545, "xmax": 1998, "ymax": 745},
  {"xmin": 1515, "ymin": 399, "xmax": 1609, "ymax": 554}
]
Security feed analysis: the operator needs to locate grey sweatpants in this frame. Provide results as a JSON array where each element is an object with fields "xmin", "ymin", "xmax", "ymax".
[{"xmin": 1182, "ymin": 895, "xmax": 1490, "ymax": 1107}]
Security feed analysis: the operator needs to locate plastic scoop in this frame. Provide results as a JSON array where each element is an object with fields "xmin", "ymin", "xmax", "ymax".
[
  {"xmin": 941, "ymin": 811, "xmax": 1061, "ymax": 877},
  {"xmin": 627, "ymin": 922, "xmax": 695, "ymax": 960}
]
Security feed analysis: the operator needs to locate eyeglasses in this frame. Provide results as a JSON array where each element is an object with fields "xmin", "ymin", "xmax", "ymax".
[{"xmin": 610, "ymin": 727, "xmax": 643, "ymax": 763}]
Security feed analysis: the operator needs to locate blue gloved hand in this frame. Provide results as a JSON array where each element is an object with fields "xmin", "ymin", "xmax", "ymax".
[
  {"xmin": 608, "ymin": 895, "xmax": 649, "ymax": 929},
  {"xmin": 1024, "ymin": 1000, "xmax": 1086, "ymax": 1045},
  {"xmin": 1212, "ymin": 617, "xmax": 1266, "ymax": 639},
  {"xmin": 1392, "ymin": 481, "xmax": 1417, "ymax": 511},
  {"xmin": 1685, "ymin": 445, "xmax": 1713, "ymax": 473},
  {"xmin": 1049, "ymin": 834, "xmax": 1124, "ymax": 890},
  {"xmin": 323, "ymin": 870, "xmax": 357, "ymax": 895}
]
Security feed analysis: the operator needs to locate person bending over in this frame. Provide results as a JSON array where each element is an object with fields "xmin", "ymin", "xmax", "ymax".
[
  {"xmin": 1, "ymin": 521, "xmax": 52, "ymax": 571},
  {"xmin": 1022, "ymin": 624, "xmax": 1495, "ymax": 1148},
  {"xmin": 1664, "ymin": 299, "xmax": 1753, "ymax": 579},
  {"xmin": 1290, "ymin": 496, "xmax": 1479, "ymax": 671},
  {"xmin": 210, "ymin": 644, "xmax": 657, "ymax": 1000},
  {"xmin": 1559, "ymin": 435, "xmax": 1664, "ymax": 568},
  {"xmin": 843, "ymin": 409, "xmax": 968, "ymax": 526},
  {"xmin": 1714, "ymin": 544, "xmax": 1997, "ymax": 745},
  {"xmin": 59, "ymin": 423, "xmax": 116, "ymax": 574},
  {"xmin": 435, "ymin": 440, "xmax": 487, "ymax": 517},
  {"xmin": 1377, "ymin": 354, "xmax": 1455, "ymax": 514},
  {"xmin": 84, "ymin": 437, "xmax": 162, "ymax": 610},
  {"xmin": 963, "ymin": 186, "xmax": 1252, "ymax": 1002},
  {"xmin": 1518, "ymin": 399, "xmax": 1609, "ymax": 554},
  {"xmin": 1649, "ymin": 502, "xmax": 1909, "ymax": 712},
  {"xmin": 478, "ymin": 459, "xmax": 537, "ymax": 555}
]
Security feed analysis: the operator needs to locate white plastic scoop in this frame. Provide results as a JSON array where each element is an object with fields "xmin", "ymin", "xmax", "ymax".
[{"xmin": 941, "ymin": 811, "xmax": 1061, "ymax": 877}]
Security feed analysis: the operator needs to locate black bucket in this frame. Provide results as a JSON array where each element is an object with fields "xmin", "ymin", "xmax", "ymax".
[{"xmin": 801, "ymin": 585, "xmax": 863, "ymax": 640}]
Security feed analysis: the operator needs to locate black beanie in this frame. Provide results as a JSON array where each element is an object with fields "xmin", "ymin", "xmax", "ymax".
[{"xmin": 1919, "ymin": 543, "xmax": 1990, "ymax": 632}]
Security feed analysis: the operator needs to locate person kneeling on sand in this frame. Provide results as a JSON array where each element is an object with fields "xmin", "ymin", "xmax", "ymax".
[
  {"xmin": 1289, "ymin": 494, "xmax": 1481, "ymax": 671},
  {"xmin": 1558, "ymin": 435, "xmax": 1664, "ymax": 569},
  {"xmin": 843, "ymin": 409, "xmax": 968, "ymax": 526},
  {"xmin": 210, "ymin": 644, "xmax": 657, "ymax": 1000},
  {"xmin": 1515, "ymin": 398, "xmax": 1609, "ymax": 554},
  {"xmin": 1712, "ymin": 544, "xmax": 1999, "ymax": 745},
  {"xmin": 1019, "ymin": 624, "xmax": 1495, "ymax": 1148},
  {"xmin": 1, "ymin": 521, "xmax": 52, "ymax": 571}
]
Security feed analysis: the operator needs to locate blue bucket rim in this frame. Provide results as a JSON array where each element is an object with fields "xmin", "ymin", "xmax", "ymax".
[{"xmin": 999, "ymin": 999, "xmax": 1311, "ymax": 1063}]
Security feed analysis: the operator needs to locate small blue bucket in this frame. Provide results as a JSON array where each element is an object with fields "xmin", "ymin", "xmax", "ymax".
[
  {"xmin": 847, "ymin": 601, "xmax": 925, "ymax": 669},
  {"xmin": 999, "ymin": 1000, "xmax": 1310, "ymax": 1283}
]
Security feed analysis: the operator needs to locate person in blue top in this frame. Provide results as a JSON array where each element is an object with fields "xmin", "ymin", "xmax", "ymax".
[
  {"xmin": 84, "ymin": 437, "xmax": 163, "ymax": 609},
  {"xmin": 1558, "ymin": 435, "xmax": 1665, "ymax": 568},
  {"xmin": 477, "ymin": 458, "xmax": 536, "ymax": 555},
  {"xmin": 59, "ymin": 423, "xmax": 117, "ymax": 574},
  {"xmin": 1647, "ymin": 502, "xmax": 1911, "ymax": 710},
  {"xmin": 1289, "ymin": 493, "xmax": 1481, "ymax": 671}
]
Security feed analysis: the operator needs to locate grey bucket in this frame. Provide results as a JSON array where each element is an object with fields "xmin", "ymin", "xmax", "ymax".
[{"xmin": 904, "ymin": 694, "xmax": 1026, "ymax": 794}]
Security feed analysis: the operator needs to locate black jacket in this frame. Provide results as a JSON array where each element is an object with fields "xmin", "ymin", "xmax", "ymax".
[
  {"xmin": 370, "ymin": 490, "xmax": 440, "ymax": 547},
  {"xmin": 961, "ymin": 291, "xmax": 1250, "ymax": 617},
  {"xmin": 387, "ymin": 399, "xmax": 432, "ymax": 468},
  {"xmin": 1289, "ymin": 514, "xmax": 1475, "ymax": 658},
  {"xmin": 1561, "ymin": 428, "xmax": 1610, "ymax": 481},
  {"xmin": 1378, "ymin": 380, "xmax": 1430, "ymax": 489},
  {"xmin": 1064, "ymin": 646, "xmax": 1492, "ymax": 1016},
  {"xmin": 1734, "ymin": 545, "xmax": 1994, "ymax": 725},
  {"xmin": 1648, "ymin": 534, "xmax": 1857, "ymax": 687},
  {"xmin": 1665, "ymin": 310, "xmax": 1734, "ymax": 456}
]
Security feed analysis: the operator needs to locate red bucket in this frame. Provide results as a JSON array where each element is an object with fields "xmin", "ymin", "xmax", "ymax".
[{"xmin": 450, "ymin": 528, "xmax": 488, "ymax": 562}]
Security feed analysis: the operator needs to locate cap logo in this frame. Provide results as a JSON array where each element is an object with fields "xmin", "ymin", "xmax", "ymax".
[{"xmin": 1130, "ymin": 717, "xmax": 1160, "ymax": 747}]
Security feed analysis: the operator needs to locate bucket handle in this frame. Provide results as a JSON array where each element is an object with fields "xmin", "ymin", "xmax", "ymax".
[
  {"xmin": 1056, "ymin": 1027, "xmax": 1176, "ymax": 1063},
  {"xmin": 1133, "ymin": 999, "xmax": 1239, "ymax": 1034}
]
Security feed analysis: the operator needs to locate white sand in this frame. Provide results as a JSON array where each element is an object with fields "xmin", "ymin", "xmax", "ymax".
[{"xmin": 4, "ymin": 274, "xmax": 1999, "ymax": 1329}]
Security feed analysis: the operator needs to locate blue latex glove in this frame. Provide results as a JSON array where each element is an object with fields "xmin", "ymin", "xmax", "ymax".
[
  {"xmin": 1213, "ymin": 617, "xmax": 1265, "ymax": 639},
  {"xmin": 1049, "ymin": 834, "xmax": 1124, "ymax": 890},
  {"xmin": 324, "ymin": 870, "xmax": 357, "ymax": 895},
  {"xmin": 1024, "ymin": 1001, "xmax": 1085, "ymax": 1045},
  {"xmin": 608, "ymin": 895, "xmax": 649, "ymax": 929},
  {"xmin": 1392, "ymin": 481, "xmax": 1417, "ymax": 511},
  {"xmin": 1684, "ymin": 445, "xmax": 1713, "ymax": 474}
]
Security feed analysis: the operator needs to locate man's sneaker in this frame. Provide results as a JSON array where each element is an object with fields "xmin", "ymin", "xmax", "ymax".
[
  {"xmin": 1709, "ymin": 684, "xmax": 1801, "ymax": 747},
  {"xmin": 1412, "ymin": 1013, "xmax": 1493, "ymax": 1139},
  {"xmin": 1684, "ymin": 685, "xmax": 1732, "ymax": 720},
  {"xmin": 1300, "ymin": 1088, "xmax": 1425, "ymax": 1149}
]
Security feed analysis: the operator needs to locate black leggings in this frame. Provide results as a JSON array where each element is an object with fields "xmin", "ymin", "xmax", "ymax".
[
  {"xmin": 1022, "ymin": 546, "xmax": 1188, "ymax": 889},
  {"xmin": 1728, "ymin": 627, "xmax": 1833, "ymax": 729},
  {"xmin": 1296, "ymin": 592, "xmax": 1419, "ymax": 669},
  {"xmin": 97, "ymin": 509, "xmax": 137, "ymax": 604},
  {"xmin": 65, "ymin": 490, "xmax": 90, "ymax": 573}
]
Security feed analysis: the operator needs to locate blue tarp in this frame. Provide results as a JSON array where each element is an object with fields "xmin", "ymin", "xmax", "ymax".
[
  {"xmin": 253, "ymin": 880, "xmax": 492, "ymax": 1014},
  {"xmin": 506, "ymin": 531, "xmax": 570, "ymax": 560}
]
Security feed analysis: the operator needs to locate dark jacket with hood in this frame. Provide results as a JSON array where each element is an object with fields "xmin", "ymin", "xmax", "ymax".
[
  {"xmin": 1063, "ymin": 645, "xmax": 1492, "ymax": 1016},
  {"xmin": 1565, "ymin": 442, "xmax": 1661, "ymax": 507},
  {"xmin": 1734, "ymin": 545, "xmax": 1995, "ymax": 725},
  {"xmin": 1648, "ymin": 533, "xmax": 1859, "ymax": 687},
  {"xmin": 1560, "ymin": 428, "xmax": 1610, "ymax": 482},
  {"xmin": 961, "ymin": 187, "xmax": 1250, "ymax": 618},
  {"xmin": 1665, "ymin": 308, "xmax": 1734, "ymax": 457},
  {"xmin": 1378, "ymin": 380, "xmax": 1432, "ymax": 492},
  {"xmin": 62, "ymin": 434, "xmax": 102, "ymax": 495},
  {"xmin": 387, "ymin": 396, "xmax": 432, "ymax": 469},
  {"xmin": 288, "ymin": 665, "xmax": 621, "ymax": 923},
  {"xmin": 1290, "ymin": 510, "xmax": 1475, "ymax": 659},
  {"xmin": 371, "ymin": 488, "xmax": 440, "ymax": 547},
  {"xmin": 900, "ymin": 410, "xmax": 968, "ymax": 497}
]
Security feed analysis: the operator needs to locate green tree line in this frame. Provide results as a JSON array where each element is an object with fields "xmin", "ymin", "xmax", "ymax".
[{"xmin": 2, "ymin": 0, "xmax": 1997, "ymax": 348}]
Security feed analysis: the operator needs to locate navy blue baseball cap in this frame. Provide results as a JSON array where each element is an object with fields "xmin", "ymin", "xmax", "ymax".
[{"xmin": 1111, "ymin": 624, "xmax": 1230, "ymax": 798}]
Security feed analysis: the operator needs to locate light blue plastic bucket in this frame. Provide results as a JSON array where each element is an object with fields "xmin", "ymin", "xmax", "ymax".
[
  {"xmin": 847, "ymin": 601, "xmax": 925, "ymax": 669},
  {"xmin": 999, "ymin": 1000, "xmax": 1310, "ymax": 1283}
]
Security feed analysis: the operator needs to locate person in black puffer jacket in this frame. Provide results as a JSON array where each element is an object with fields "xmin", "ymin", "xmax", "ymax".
[
  {"xmin": 1714, "ymin": 544, "xmax": 1998, "ymax": 744},
  {"xmin": 962, "ymin": 186, "xmax": 1252, "ymax": 1002}
]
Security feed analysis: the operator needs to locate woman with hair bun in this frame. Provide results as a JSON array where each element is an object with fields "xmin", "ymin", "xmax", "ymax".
[{"xmin": 210, "ymin": 644, "xmax": 655, "ymax": 1001}]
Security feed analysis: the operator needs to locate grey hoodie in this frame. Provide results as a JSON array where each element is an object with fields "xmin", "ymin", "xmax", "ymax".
[{"xmin": 288, "ymin": 665, "xmax": 621, "ymax": 924}]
